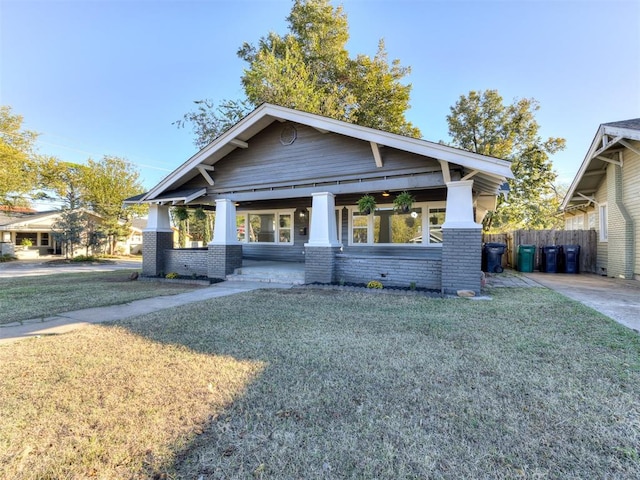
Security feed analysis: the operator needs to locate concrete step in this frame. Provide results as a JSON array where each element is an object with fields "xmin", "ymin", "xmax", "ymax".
[{"xmin": 226, "ymin": 266, "xmax": 305, "ymax": 285}]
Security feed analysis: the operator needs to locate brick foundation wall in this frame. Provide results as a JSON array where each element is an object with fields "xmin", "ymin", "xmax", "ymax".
[
  {"xmin": 441, "ymin": 228, "xmax": 482, "ymax": 295},
  {"xmin": 335, "ymin": 254, "xmax": 441, "ymax": 289},
  {"xmin": 164, "ymin": 248, "xmax": 209, "ymax": 277},
  {"xmin": 305, "ymin": 247, "xmax": 341, "ymax": 284},
  {"xmin": 142, "ymin": 231, "xmax": 173, "ymax": 277},
  {"xmin": 207, "ymin": 244, "xmax": 243, "ymax": 279}
]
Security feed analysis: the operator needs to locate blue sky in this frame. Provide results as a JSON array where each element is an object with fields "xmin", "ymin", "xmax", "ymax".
[{"xmin": 1, "ymin": 0, "xmax": 639, "ymax": 205}]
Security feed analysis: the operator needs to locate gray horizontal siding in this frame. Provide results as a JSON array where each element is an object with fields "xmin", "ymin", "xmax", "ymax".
[{"xmin": 181, "ymin": 123, "xmax": 441, "ymax": 194}]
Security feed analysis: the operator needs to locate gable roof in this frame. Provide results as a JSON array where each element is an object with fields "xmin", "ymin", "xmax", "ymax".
[
  {"xmin": 139, "ymin": 103, "xmax": 513, "ymax": 203},
  {"xmin": 0, "ymin": 209, "xmax": 104, "ymax": 230},
  {"xmin": 0, "ymin": 210, "xmax": 60, "ymax": 228},
  {"xmin": 561, "ymin": 118, "xmax": 640, "ymax": 211}
]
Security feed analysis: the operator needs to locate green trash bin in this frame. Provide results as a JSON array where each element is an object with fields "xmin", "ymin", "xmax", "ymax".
[{"xmin": 517, "ymin": 245, "xmax": 536, "ymax": 272}]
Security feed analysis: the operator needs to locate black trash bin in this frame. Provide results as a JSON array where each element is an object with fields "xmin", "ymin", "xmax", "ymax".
[
  {"xmin": 542, "ymin": 245, "xmax": 560, "ymax": 273},
  {"xmin": 564, "ymin": 245, "xmax": 581, "ymax": 274},
  {"xmin": 483, "ymin": 242, "xmax": 506, "ymax": 273}
]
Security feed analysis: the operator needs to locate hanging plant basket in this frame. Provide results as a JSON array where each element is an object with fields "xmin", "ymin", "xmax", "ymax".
[
  {"xmin": 393, "ymin": 191, "xmax": 415, "ymax": 213},
  {"xmin": 358, "ymin": 194, "xmax": 377, "ymax": 215}
]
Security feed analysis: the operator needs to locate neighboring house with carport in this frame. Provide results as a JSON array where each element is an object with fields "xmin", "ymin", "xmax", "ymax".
[
  {"xmin": 128, "ymin": 103, "xmax": 513, "ymax": 294},
  {"xmin": 562, "ymin": 119, "xmax": 640, "ymax": 280}
]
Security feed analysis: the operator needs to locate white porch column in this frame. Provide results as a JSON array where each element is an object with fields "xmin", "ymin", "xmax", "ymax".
[
  {"xmin": 145, "ymin": 204, "xmax": 172, "ymax": 232},
  {"xmin": 210, "ymin": 199, "xmax": 240, "ymax": 245},
  {"xmin": 305, "ymin": 192, "xmax": 341, "ymax": 247},
  {"xmin": 442, "ymin": 180, "xmax": 481, "ymax": 228}
]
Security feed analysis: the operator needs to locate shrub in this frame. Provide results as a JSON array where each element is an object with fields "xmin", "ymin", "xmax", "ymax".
[
  {"xmin": 20, "ymin": 238, "xmax": 32, "ymax": 247},
  {"xmin": 0, "ymin": 254, "xmax": 17, "ymax": 263},
  {"xmin": 165, "ymin": 272, "xmax": 179, "ymax": 279},
  {"xmin": 367, "ymin": 280, "xmax": 383, "ymax": 289},
  {"xmin": 70, "ymin": 255, "xmax": 98, "ymax": 263}
]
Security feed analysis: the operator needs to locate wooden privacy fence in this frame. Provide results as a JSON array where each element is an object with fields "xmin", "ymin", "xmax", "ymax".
[{"xmin": 482, "ymin": 230, "xmax": 598, "ymax": 273}]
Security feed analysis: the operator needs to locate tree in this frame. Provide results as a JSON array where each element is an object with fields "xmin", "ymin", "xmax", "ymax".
[
  {"xmin": 0, "ymin": 106, "xmax": 39, "ymax": 206},
  {"xmin": 52, "ymin": 209, "xmax": 86, "ymax": 259},
  {"xmin": 178, "ymin": 0, "xmax": 419, "ymax": 147},
  {"xmin": 82, "ymin": 156, "xmax": 146, "ymax": 255},
  {"xmin": 446, "ymin": 90, "xmax": 566, "ymax": 231}
]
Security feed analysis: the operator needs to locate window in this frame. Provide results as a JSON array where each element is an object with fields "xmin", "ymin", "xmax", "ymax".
[
  {"xmin": 348, "ymin": 202, "xmax": 444, "ymax": 246},
  {"xmin": 236, "ymin": 210, "xmax": 294, "ymax": 244},
  {"xmin": 427, "ymin": 207, "xmax": 446, "ymax": 243},
  {"xmin": 15, "ymin": 232, "xmax": 37, "ymax": 246},
  {"xmin": 40, "ymin": 232, "xmax": 49, "ymax": 246},
  {"xmin": 565, "ymin": 215, "xmax": 584, "ymax": 231},
  {"xmin": 599, "ymin": 203, "xmax": 608, "ymax": 242}
]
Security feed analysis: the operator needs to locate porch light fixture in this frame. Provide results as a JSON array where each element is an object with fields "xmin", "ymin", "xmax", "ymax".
[
  {"xmin": 382, "ymin": 190, "xmax": 390, "ymax": 197},
  {"xmin": 299, "ymin": 208, "xmax": 308, "ymax": 218}
]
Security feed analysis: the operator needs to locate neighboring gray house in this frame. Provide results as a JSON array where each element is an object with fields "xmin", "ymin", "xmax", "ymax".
[
  {"xmin": 562, "ymin": 119, "xmax": 640, "ymax": 280},
  {"xmin": 129, "ymin": 104, "xmax": 513, "ymax": 294}
]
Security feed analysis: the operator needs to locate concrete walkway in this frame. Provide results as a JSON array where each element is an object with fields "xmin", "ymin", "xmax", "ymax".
[{"xmin": 0, "ymin": 281, "xmax": 292, "ymax": 346}]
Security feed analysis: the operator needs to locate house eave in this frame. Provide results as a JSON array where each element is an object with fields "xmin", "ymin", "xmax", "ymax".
[
  {"xmin": 561, "ymin": 120, "xmax": 640, "ymax": 211},
  {"xmin": 142, "ymin": 104, "xmax": 513, "ymax": 202}
]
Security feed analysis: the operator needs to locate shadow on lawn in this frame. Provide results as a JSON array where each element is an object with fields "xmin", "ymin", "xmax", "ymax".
[{"xmin": 108, "ymin": 287, "xmax": 640, "ymax": 480}]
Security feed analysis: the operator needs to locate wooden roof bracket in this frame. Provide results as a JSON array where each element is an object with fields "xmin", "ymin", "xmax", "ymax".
[
  {"xmin": 619, "ymin": 140, "xmax": 640, "ymax": 157},
  {"xmin": 370, "ymin": 142, "xmax": 383, "ymax": 168},
  {"xmin": 438, "ymin": 160, "xmax": 451, "ymax": 183},
  {"xmin": 575, "ymin": 192, "xmax": 599, "ymax": 207},
  {"xmin": 197, "ymin": 165, "xmax": 215, "ymax": 186}
]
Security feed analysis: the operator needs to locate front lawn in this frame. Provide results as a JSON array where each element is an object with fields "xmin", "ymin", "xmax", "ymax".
[
  {"xmin": 0, "ymin": 270, "xmax": 202, "ymax": 325},
  {"xmin": 1, "ymin": 288, "xmax": 639, "ymax": 479}
]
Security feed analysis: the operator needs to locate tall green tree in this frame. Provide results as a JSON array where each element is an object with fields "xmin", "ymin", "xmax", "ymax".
[
  {"xmin": 446, "ymin": 89, "xmax": 565, "ymax": 231},
  {"xmin": 0, "ymin": 106, "xmax": 39, "ymax": 206},
  {"xmin": 178, "ymin": 0, "xmax": 419, "ymax": 147},
  {"xmin": 82, "ymin": 156, "xmax": 146, "ymax": 254}
]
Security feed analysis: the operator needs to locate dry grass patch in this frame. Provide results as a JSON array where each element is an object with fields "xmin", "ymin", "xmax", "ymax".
[
  {"xmin": 2, "ymin": 287, "xmax": 639, "ymax": 479},
  {"xmin": 0, "ymin": 270, "xmax": 201, "ymax": 324},
  {"xmin": 0, "ymin": 326, "xmax": 264, "ymax": 479},
  {"xmin": 123, "ymin": 288, "xmax": 640, "ymax": 479}
]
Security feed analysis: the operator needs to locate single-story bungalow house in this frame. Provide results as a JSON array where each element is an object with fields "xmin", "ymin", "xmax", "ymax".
[
  {"xmin": 0, "ymin": 209, "xmax": 67, "ymax": 257},
  {"xmin": 0, "ymin": 207, "xmax": 140, "ymax": 258},
  {"xmin": 128, "ymin": 104, "xmax": 513, "ymax": 294},
  {"xmin": 562, "ymin": 118, "xmax": 640, "ymax": 280}
]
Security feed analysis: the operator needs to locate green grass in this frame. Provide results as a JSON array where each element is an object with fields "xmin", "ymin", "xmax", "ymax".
[
  {"xmin": 1, "ymin": 287, "xmax": 639, "ymax": 479},
  {"xmin": 0, "ymin": 270, "xmax": 202, "ymax": 324}
]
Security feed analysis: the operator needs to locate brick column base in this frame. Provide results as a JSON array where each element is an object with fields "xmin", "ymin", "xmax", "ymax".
[
  {"xmin": 208, "ymin": 244, "xmax": 243, "ymax": 279},
  {"xmin": 305, "ymin": 246, "xmax": 341, "ymax": 284},
  {"xmin": 142, "ymin": 231, "xmax": 173, "ymax": 277},
  {"xmin": 441, "ymin": 228, "xmax": 482, "ymax": 295}
]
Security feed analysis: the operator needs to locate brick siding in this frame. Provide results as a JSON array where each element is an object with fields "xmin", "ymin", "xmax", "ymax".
[
  {"xmin": 142, "ymin": 231, "xmax": 173, "ymax": 276},
  {"xmin": 207, "ymin": 244, "xmax": 243, "ymax": 279},
  {"xmin": 441, "ymin": 228, "xmax": 482, "ymax": 295},
  {"xmin": 164, "ymin": 248, "xmax": 209, "ymax": 277},
  {"xmin": 335, "ymin": 254, "xmax": 441, "ymax": 289},
  {"xmin": 304, "ymin": 247, "xmax": 341, "ymax": 284}
]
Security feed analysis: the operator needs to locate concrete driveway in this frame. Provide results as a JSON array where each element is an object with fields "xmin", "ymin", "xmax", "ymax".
[
  {"xmin": 0, "ymin": 257, "xmax": 142, "ymax": 278},
  {"xmin": 523, "ymin": 272, "xmax": 640, "ymax": 333}
]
